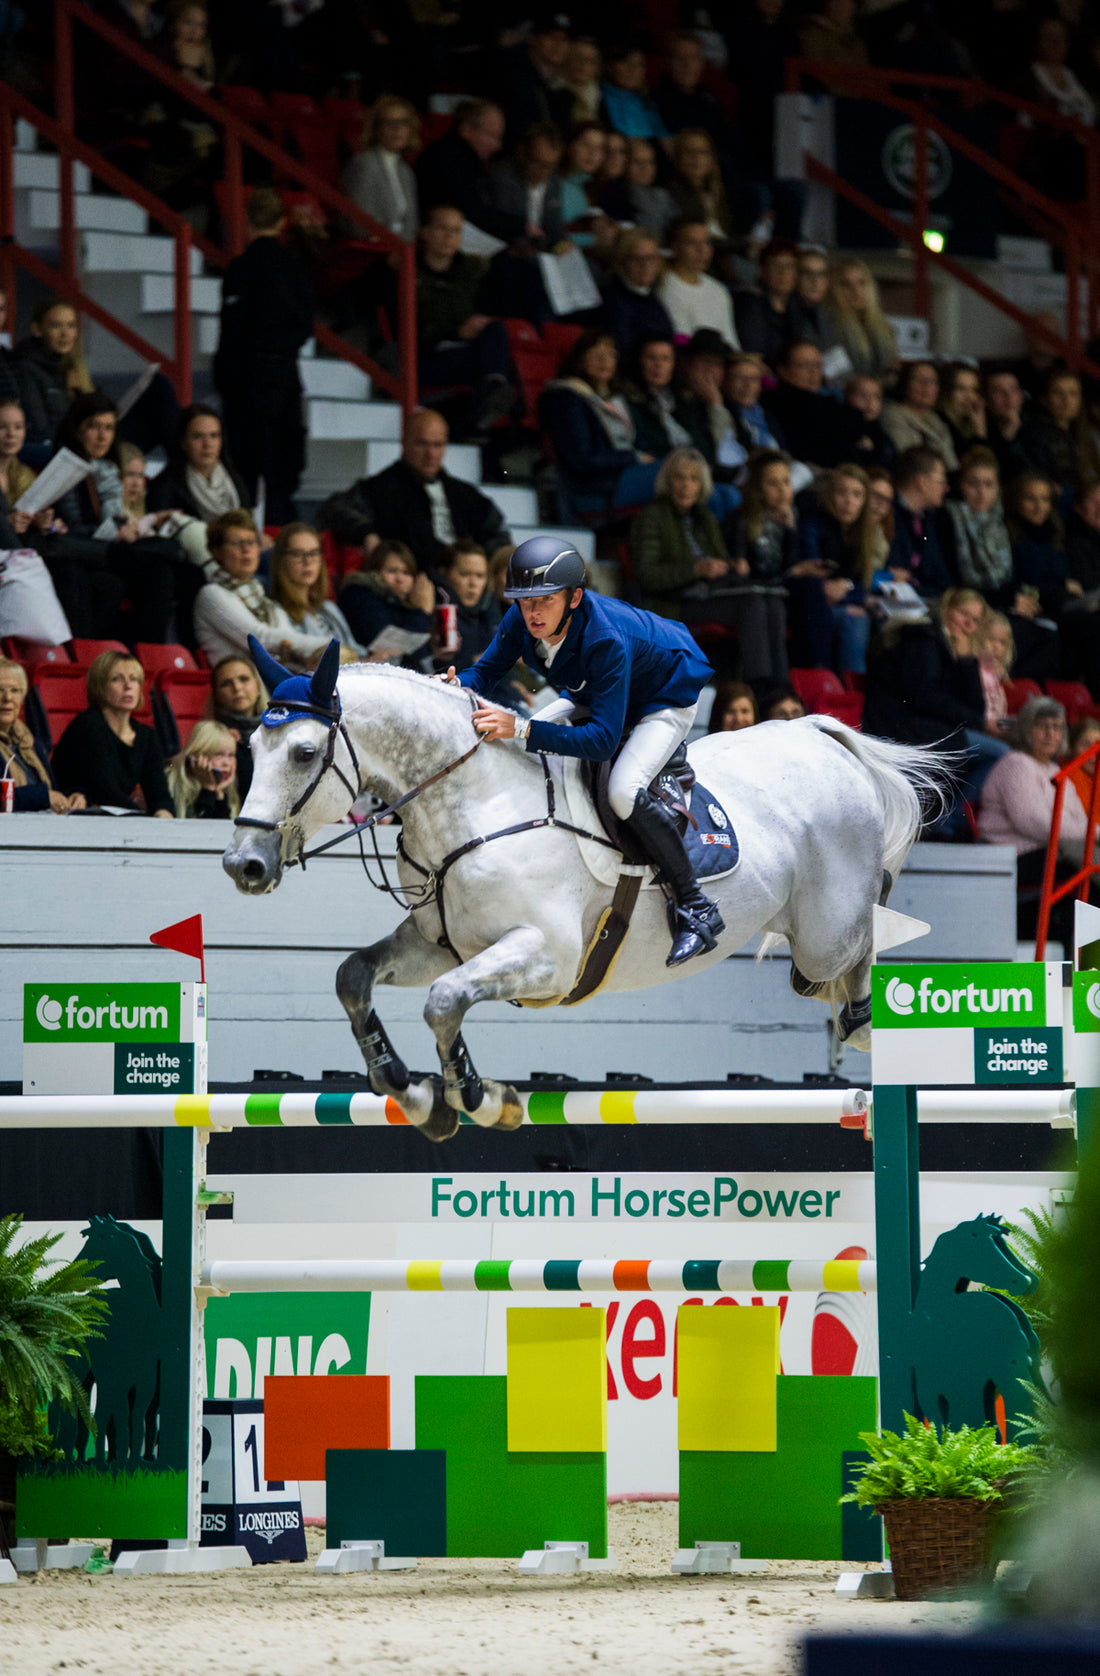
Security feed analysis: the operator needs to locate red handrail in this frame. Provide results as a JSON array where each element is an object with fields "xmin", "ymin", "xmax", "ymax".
[
  {"xmin": 1035, "ymin": 738, "xmax": 1100, "ymax": 957},
  {"xmin": 43, "ymin": 0, "xmax": 417, "ymax": 411},
  {"xmin": 785, "ymin": 58, "xmax": 1100, "ymax": 352},
  {"xmin": 0, "ymin": 83, "xmax": 193, "ymax": 400}
]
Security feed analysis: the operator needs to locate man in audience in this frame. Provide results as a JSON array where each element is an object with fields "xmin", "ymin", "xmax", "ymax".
[
  {"xmin": 415, "ymin": 99, "xmax": 514, "ymax": 244},
  {"xmin": 488, "ymin": 124, "xmax": 567, "ymax": 249},
  {"xmin": 888, "ymin": 446, "xmax": 955, "ymax": 597},
  {"xmin": 495, "ymin": 11, "xmax": 574, "ymax": 143},
  {"xmin": 655, "ymin": 32, "xmax": 733, "ymax": 155},
  {"xmin": 416, "ymin": 206, "xmax": 519, "ymax": 435},
  {"xmin": 318, "ymin": 408, "xmax": 512, "ymax": 572},
  {"xmin": 214, "ymin": 187, "xmax": 314, "ymax": 523},
  {"xmin": 983, "ymin": 365, "xmax": 1029, "ymax": 481},
  {"xmin": 761, "ymin": 339, "xmax": 861, "ymax": 466}
]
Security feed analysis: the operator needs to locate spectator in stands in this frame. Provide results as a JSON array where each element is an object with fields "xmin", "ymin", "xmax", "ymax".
[
  {"xmin": 214, "ymin": 187, "xmax": 314, "ymax": 524},
  {"xmin": 591, "ymin": 131, "xmax": 630, "ymax": 219},
  {"xmin": 658, "ymin": 220, "xmax": 740, "ymax": 350},
  {"xmin": 167, "ymin": 720, "xmax": 240, "ymax": 820},
  {"xmin": 434, "ymin": 539, "xmax": 502, "ymax": 671},
  {"xmin": 269, "ymin": 523, "xmax": 363, "ymax": 654},
  {"xmin": 726, "ymin": 0, "xmax": 802, "ymax": 199},
  {"xmin": 883, "ymin": 361, "xmax": 958, "ymax": 470},
  {"xmin": 142, "ymin": 1, "xmax": 220, "ymax": 213},
  {"xmin": 628, "ymin": 447, "xmax": 736, "ymax": 619},
  {"xmin": 49, "ymin": 393, "xmax": 179, "ymax": 644},
  {"xmin": 416, "ymin": 99, "xmax": 514, "ymax": 242},
  {"xmin": 623, "ymin": 140, "xmax": 677, "ymax": 239},
  {"xmin": 625, "ymin": 334, "xmax": 712, "ymax": 464},
  {"xmin": 707, "ymin": 680, "xmax": 758, "ymax": 730},
  {"xmin": 415, "ymin": 205, "xmax": 518, "ymax": 436},
  {"xmin": 51, "ymin": 650, "xmax": 174, "ymax": 817},
  {"xmin": 1068, "ymin": 713, "xmax": 1100, "ymax": 817},
  {"xmin": 0, "ymin": 289, "xmax": 18, "ymax": 408},
  {"xmin": 320, "ymin": 408, "xmax": 510, "ymax": 571},
  {"xmin": 0, "ymin": 400, "xmax": 39, "ymax": 525},
  {"xmin": 560, "ymin": 36, "xmax": 603, "ymax": 125},
  {"xmin": 979, "ymin": 695, "xmax": 1096, "ymax": 942},
  {"xmin": 666, "ymin": 131, "xmax": 738, "ymax": 261},
  {"xmin": 194, "ymin": 510, "xmax": 354, "ymax": 671},
  {"xmin": 937, "ymin": 362, "xmax": 989, "ymax": 461},
  {"xmin": 942, "ymin": 446, "xmax": 1021, "ymax": 613},
  {"xmin": 0, "ymin": 659, "xmax": 85, "ymax": 814},
  {"xmin": 1012, "ymin": 311, "xmax": 1065, "ymax": 403},
  {"xmin": 146, "ymin": 404, "xmax": 250, "ymax": 559},
  {"xmin": 602, "ymin": 229, "xmax": 674, "ymax": 358},
  {"xmin": 982, "ymin": 365, "xmax": 1029, "ymax": 482},
  {"xmin": 887, "ymin": 445, "xmax": 954, "ymax": 597},
  {"xmin": 734, "ymin": 240, "xmax": 806, "ymax": 366},
  {"xmin": 868, "ymin": 464, "xmax": 895, "ymax": 553},
  {"xmin": 537, "ymin": 330, "xmax": 661, "ymax": 515},
  {"xmin": 673, "ymin": 334, "xmax": 747, "ymax": 513},
  {"xmin": 340, "ymin": 95, "xmax": 420, "ymax": 241},
  {"xmin": 973, "ymin": 609, "xmax": 1013, "ymax": 742},
  {"xmin": 1067, "ymin": 480, "xmax": 1100, "ymax": 601},
  {"xmin": 655, "ymin": 32, "xmax": 732, "ymax": 148},
  {"xmin": 210, "ymin": 652, "xmax": 268, "ymax": 797},
  {"xmin": 487, "ymin": 122, "xmax": 568, "ymax": 252},
  {"xmin": 797, "ymin": 462, "xmax": 875, "ymax": 673},
  {"xmin": 600, "ymin": 44, "xmax": 669, "ymax": 139},
  {"xmin": 723, "ymin": 352, "xmax": 786, "ymax": 453},
  {"xmin": 1026, "ymin": 16, "xmax": 1094, "ymax": 199},
  {"xmin": 496, "ymin": 10, "xmax": 574, "ymax": 143},
  {"xmin": 158, "ymin": 1, "xmax": 215, "ymax": 89},
  {"xmin": 795, "ymin": 248, "xmax": 835, "ymax": 353},
  {"xmin": 763, "ymin": 684, "xmax": 807, "ymax": 720},
  {"xmin": 13, "ymin": 297, "xmax": 92, "ymax": 454},
  {"xmin": 843, "ymin": 375, "xmax": 896, "ymax": 468},
  {"xmin": 560, "ymin": 121, "xmax": 608, "ymax": 240},
  {"xmin": 1007, "ymin": 471, "xmax": 1078, "ymax": 619},
  {"xmin": 824, "ymin": 259, "xmax": 898, "ymax": 382},
  {"xmin": 797, "ymin": 0, "xmax": 870, "ymax": 79},
  {"xmin": 762, "ymin": 340, "xmax": 861, "ymax": 468},
  {"xmin": 1019, "ymin": 369, "xmax": 1100, "ymax": 508},
  {"xmin": 337, "ymin": 539, "xmax": 436, "ymax": 664}
]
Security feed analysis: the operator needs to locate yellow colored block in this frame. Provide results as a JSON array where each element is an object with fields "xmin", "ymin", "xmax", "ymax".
[
  {"xmin": 406, "ymin": 1260, "xmax": 444, "ymax": 1290},
  {"xmin": 677, "ymin": 1305, "xmax": 779, "ymax": 1452},
  {"xmin": 507, "ymin": 1307, "xmax": 607, "ymax": 1453},
  {"xmin": 822, "ymin": 1259, "xmax": 863, "ymax": 1292},
  {"xmin": 174, "ymin": 1095, "xmax": 211, "ymax": 1127},
  {"xmin": 599, "ymin": 1091, "xmax": 637, "ymax": 1123}
]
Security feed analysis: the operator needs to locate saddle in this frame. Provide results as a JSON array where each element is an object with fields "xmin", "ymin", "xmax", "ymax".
[{"xmin": 581, "ymin": 742, "xmax": 697, "ymax": 865}]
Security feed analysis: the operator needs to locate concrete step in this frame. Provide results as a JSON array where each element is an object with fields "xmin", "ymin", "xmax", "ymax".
[
  {"xmin": 482, "ymin": 483, "xmax": 537, "ymax": 525},
  {"xmin": 299, "ymin": 437, "xmax": 372, "ymax": 499},
  {"xmin": 13, "ymin": 152, "xmax": 92, "ymax": 191},
  {"xmin": 198, "ymin": 316, "xmax": 219, "ymax": 356},
  {"xmin": 15, "ymin": 119, "xmax": 38, "ymax": 152},
  {"xmin": 140, "ymin": 272, "xmax": 221, "ymax": 313},
  {"xmin": 83, "ymin": 270, "xmax": 215, "ymax": 373},
  {"xmin": 300, "ymin": 359, "xmax": 371, "ymax": 401},
  {"xmin": 306, "ymin": 399, "xmax": 399, "ymax": 441},
  {"xmin": 84, "ymin": 232, "xmax": 204, "ymax": 277},
  {"xmin": 512, "ymin": 524, "xmax": 595, "ymax": 562},
  {"xmin": 365, "ymin": 439, "xmax": 482, "ymax": 484},
  {"xmin": 29, "ymin": 189, "xmax": 148, "ymax": 235}
]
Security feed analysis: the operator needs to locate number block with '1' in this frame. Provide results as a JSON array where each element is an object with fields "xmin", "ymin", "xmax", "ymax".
[{"xmin": 201, "ymin": 1399, "xmax": 306, "ymax": 1564}]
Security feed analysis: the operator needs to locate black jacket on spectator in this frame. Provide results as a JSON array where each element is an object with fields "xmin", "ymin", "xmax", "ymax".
[
  {"xmin": 734, "ymin": 291, "xmax": 806, "ymax": 365},
  {"xmin": 416, "ymin": 252, "xmax": 489, "ymax": 352},
  {"xmin": 487, "ymin": 162, "xmax": 566, "ymax": 246},
  {"xmin": 987, "ymin": 424, "xmax": 1030, "ymax": 486},
  {"xmin": 214, "ymin": 237, "xmax": 315, "ymax": 374},
  {"xmin": 12, "ymin": 337, "xmax": 73, "ymax": 445},
  {"xmin": 601, "ymin": 278, "xmax": 675, "ymax": 359},
  {"xmin": 416, "ymin": 131, "xmax": 516, "ymax": 242},
  {"xmin": 1018, "ymin": 411, "xmax": 1089, "ymax": 495},
  {"xmin": 538, "ymin": 384, "xmax": 637, "ymax": 501},
  {"xmin": 1067, "ymin": 510, "xmax": 1100, "ymax": 595},
  {"xmin": 888, "ymin": 497, "xmax": 956, "ymax": 598},
  {"xmin": 319, "ymin": 460, "xmax": 510, "ymax": 572},
  {"xmin": 761, "ymin": 382, "xmax": 861, "ymax": 468},
  {"xmin": 626, "ymin": 388, "xmax": 713, "ymax": 463},
  {"xmin": 862, "ymin": 619, "xmax": 984, "ymax": 751},
  {"xmin": 337, "ymin": 571, "xmax": 435, "ymax": 656},
  {"xmin": 51, "ymin": 707, "xmax": 173, "ymax": 814},
  {"xmin": 493, "ymin": 46, "xmax": 574, "ymax": 143},
  {"xmin": 146, "ymin": 458, "xmax": 251, "ymax": 519},
  {"xmin": 448, "ymin": 588, "xmax": 503, "ymax": 672},
  {"xmin": 654, "ymin": 77, "xmax": 733, "ymax": 151},
  {"xmin": 846, "ymin": 413, "xmax": 897, "ymax": 470},
  {"xmin": 0, "ymin": 345, "xmax": 20, "ymax": 407}
]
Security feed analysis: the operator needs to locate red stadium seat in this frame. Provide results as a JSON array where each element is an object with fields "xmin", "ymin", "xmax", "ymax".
[
  {"xmin": 1004, "ymin": 678, "xmax": 1043, "ymax": 715},
  {"xmin": 156, "ymin": 670, "xmax": 213, "ymax": 742},
  {"xmin": 320, "ymin": 529, "xmax": 363, "ymax": 589},
  {"xmin": 71, "ymin": 638, "xmax": 131, "ymax": 664},
  {"xmin": 218, "ymin": 85, "xmax": 271, "ymax": 129},
  {"xmin": 32, "ymin": 661, "xmax": 86, "ymax": 687},
  {"xmin": 29, "ymin": 677, "xmax": 85, "ymax": 748},
  {"xmin": 136, "ymin": 643, "xmax": 199, "ymax": 677},
  {"xmin": 789, "ymin": 668, "xmax": 863, "ymax": 727},
  {"xmin": 1044, "ymin": 680, "xmax": 1097, "ymax": 723},
  {"xmin": 2, "ymin": 637, "xmax": 72, "ymax": 667}
]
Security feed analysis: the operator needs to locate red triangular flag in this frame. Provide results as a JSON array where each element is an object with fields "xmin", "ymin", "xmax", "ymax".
[{"xmin": 150, "ymin": 914, "xmax": 205, "ymax": 982}]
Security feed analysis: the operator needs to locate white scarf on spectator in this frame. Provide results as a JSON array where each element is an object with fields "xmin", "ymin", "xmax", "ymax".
[
  {"xmin": 556, "ymin": 378, "xmax": 636, "ymax": 452},
  {"xmin": 212, "ymin": 568, "xmax": 280, "ymax": 625},
  {"xmin": 186, "ymin": 461, "xmax": 241, "ymax": 521}
]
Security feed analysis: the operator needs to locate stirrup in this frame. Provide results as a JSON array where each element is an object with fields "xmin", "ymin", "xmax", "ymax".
[{"xmin": 666, "ymin": 900, "xmax": 724, "ymax": 968}]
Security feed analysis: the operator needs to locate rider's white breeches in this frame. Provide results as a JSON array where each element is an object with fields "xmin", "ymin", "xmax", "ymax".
[{"xmin": 607, "ymin": 703, "xmax": 698, "ymax": 821}]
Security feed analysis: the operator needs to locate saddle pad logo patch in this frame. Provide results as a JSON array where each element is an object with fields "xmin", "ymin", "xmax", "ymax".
[
  {"xmin": 708, "ymin": 803, "xmax": 728, "ymax": 829},
  {"xmin": 701, "ymin": 832, "xmax": 732, "ymax": 847}
]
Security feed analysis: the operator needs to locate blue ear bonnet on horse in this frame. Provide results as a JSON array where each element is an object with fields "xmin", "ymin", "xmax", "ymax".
[{"xmin": 249, "ymin": 635, "xmax": 343, "ymax": 727}]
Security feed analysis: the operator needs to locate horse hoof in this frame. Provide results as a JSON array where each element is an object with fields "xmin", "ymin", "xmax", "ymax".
[
  {"xmin": 837, "ymin": 997, "xmax": 873, "ymax": 1048},
  {"xmin": 493, "ymin": 1087, "xmax": 524, "ymax": 1131},
  {"xmin": 417, "ymin": 1094, "xmax": 462, "ymax": 1143}
]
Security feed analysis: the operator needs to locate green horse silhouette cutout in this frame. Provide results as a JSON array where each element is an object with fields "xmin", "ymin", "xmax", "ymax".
[
  {"xmin": 52, "ymin": 1215, "xmax": 166, "ymax": 1468},
  {"xmin": 907, "ymin": 1214, "xmax": 1041, "ymax": 1437}
]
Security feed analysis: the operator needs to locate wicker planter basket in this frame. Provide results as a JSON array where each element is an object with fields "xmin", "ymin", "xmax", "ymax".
[{"xmin": 878, "ymin": 1496, "xmax": 1001, "ymax": 1599}]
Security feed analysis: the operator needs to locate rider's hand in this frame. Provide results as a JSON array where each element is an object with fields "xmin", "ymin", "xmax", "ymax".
[
  {"xmin": 472, "ymin": 698, "xmax": 516, "ymax": 741},
  {"xmin": 433, "ymin": 666, "xmax": 461, "ymax": 684}
]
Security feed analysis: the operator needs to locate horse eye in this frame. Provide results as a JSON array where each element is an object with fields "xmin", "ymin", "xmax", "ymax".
[{"xmin": 293, "ymin": 743, "xmax": 318, "ymax": 764}]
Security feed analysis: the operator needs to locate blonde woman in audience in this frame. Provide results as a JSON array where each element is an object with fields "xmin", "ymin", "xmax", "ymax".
[
  {"xmin": 341, "ymin": 95, "xmax": 420, "ymax": 241},
  {"xmin": 973, "ymin": 609, "xmax": 1014, "ymax": 739},
  {"xmin": 167, "ymin": 719, "xmax": 240, "ymax": 820},
  {"xmin": 269, "ymin": 522, "xmax": 364, "ymax": 654},
  {"xmin": 825, "ymin": 258, "xmax": 898, "ymax": 382},
  {"xmin": 883, "ymin": 361, "xmax": 959, "ymax": 470},
  {"xmin": 0, "ymin": 658, "xmax": 85, "ymax": 813}
]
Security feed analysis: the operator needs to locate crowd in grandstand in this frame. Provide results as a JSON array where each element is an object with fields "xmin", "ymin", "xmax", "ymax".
[{"xmin": 7, "ymin": 0, "xmax": 1100, "ymax": 943}]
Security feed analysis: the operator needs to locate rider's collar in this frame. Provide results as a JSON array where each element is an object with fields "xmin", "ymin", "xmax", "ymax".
[{"xmin": 261, "ymin": 671, "xmax": 342, "ymax": 729}]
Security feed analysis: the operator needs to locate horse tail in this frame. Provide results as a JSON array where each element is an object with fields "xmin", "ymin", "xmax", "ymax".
[{"xmin": 805, "ymin": 717, "xmax": 956, "ymax": 883}]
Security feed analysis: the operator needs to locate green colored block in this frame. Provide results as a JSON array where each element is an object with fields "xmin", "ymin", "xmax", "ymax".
[
  {"xmin": 415, "ymin": 1375, "xmax": 607, "ymax": 1558},
  {"xmin": 841, "ymin": 1451, "xmax": 883, "ymax": 1563},
  {"xmin": 679, "ymin": 1376, "xmax": 878, "ymax": 1560},
  {"xmin": 15, "ymin": 1466, "xmax": 187, "ymax": 1541},
  {"xmin": 326, "ymin": 1448, "xmax": 446, "ymax": 1555}
]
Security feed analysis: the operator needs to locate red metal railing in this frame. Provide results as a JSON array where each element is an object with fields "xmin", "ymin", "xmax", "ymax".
[
  {"xmin": 784, "ymin": 59, "xmax": 1100, "ymax": 363},
  {"xmin": 0, "ymin": 85, "xmax": 194, "ymax": 401},
  {"xmin": 1034, "ymin": 738, "xmax": 1100, "ymax": 957},
  {"xmin": 13, "ymin": 0, "xmax": 417, "ymax": 411}
]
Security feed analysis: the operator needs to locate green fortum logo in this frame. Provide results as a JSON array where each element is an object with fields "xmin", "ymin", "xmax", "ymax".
[
  {"xmin": 24, "ymin": 983, "xmax": 181, "ymax": 1043},
  {"xmin": 871, "ymin": 963, "xmax": 1047, "ymax": 1030}
]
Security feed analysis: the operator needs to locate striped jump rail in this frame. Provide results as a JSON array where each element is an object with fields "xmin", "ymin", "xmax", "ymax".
[
  {"xmin": 0, "ymin": 1088, "xmax": 1076, "ymax": 1129},
  {"xmin": 198, "ymin": 1256, "xmax": 877, "ymax": 1296}
]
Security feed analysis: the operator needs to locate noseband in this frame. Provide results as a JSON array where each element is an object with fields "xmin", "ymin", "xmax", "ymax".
[{"xmin": 233, "ymin": 695, "xmax": 363, "ymax": 867}]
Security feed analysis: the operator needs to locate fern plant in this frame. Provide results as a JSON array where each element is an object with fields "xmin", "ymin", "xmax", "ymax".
[
  {"xmin": 0, "ymin": 1213, "xmax": 108, "ymax": 1461},
  {"xmin": 841, "ymin": 1414, "xmax": 1038, "ymax": 1508}
]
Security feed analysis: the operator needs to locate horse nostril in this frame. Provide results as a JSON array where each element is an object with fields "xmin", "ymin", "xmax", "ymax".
[{"xmin": 242, "ymin": 858, "xmax": 267, "ymax": 885}]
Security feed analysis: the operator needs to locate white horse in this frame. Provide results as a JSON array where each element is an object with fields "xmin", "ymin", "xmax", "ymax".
[{"xmin": 222, "ymin": 653, "xmax": 945, "ymax": 1141}]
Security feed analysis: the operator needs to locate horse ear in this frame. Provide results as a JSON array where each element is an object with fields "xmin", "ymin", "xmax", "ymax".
[
  {"xmin": 309, "ymin": 638, "xmax": 342, "ymax": 710},
  {"xmin": 249, "ymin": 635, "xmax": 292, "ymax": 696}
]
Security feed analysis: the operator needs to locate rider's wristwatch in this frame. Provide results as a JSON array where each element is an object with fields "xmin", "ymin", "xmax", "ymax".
[{"xmin": 513, "ymin": 715, "xmax": 530, "ymax": 741}]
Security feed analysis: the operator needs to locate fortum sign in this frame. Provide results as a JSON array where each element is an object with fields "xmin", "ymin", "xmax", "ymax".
[
  {"xmin": 23, "ymin": 982, "xmax": 207, "ymax": 1096},
  {"xmin": 871, "ymin": 960, "xmax": 1067, "ymax": 1086}
]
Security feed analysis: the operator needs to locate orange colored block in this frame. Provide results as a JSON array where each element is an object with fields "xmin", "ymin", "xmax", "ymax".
[{"xmin": 264, "ymin": 1374, "xmax": 389, "ymax": 1481}]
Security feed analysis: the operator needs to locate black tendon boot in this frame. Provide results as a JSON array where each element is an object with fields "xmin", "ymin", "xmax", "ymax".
[{"xmin": 625, "ymin": 788, "xmax": 725, "ymax": 966}]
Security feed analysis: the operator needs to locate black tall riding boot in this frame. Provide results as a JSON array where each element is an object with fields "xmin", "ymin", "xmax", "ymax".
[{"xmin": 625, "ymin": 788, "xmax": 725, "ymax": 967}]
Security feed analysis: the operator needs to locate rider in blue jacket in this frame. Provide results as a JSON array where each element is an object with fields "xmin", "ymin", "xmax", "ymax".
[{"xmin": 452, "ymin": 535, "xmax": 725, "ymax": 965}]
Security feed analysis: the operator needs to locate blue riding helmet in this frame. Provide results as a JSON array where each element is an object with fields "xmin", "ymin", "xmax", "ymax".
[{"xmin": 504, "ymin": 536, "xmax": 587, "ymax": 599}]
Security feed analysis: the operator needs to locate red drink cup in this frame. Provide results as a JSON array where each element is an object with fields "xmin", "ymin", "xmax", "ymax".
[
  {"xmin": 0, "ymin": 779, "xmax": 13, "ymax": 813},
  {"xmin": 436, "ymin": 603, "xmax": 460, "ymax": 653}
]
